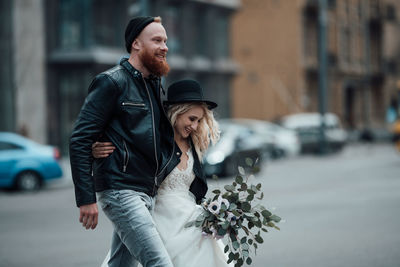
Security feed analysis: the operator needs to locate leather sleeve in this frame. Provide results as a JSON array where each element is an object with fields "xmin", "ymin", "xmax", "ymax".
[{"xmin": 69, "ymin": 74, "xmax": 121, "ymax": 207}]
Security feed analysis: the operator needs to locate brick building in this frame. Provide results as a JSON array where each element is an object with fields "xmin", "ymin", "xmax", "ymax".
[{"xmin": 232, "ymin": 0, "xmax": 400, "ymax": 134}]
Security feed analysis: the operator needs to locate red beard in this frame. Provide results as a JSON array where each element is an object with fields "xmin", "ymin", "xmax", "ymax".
[{"xmin": 139, "ymin": 48, "xmax": 170, "ymax": 77}]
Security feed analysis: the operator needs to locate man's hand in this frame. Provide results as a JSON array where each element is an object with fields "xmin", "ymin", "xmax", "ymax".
[
  {"xmin": 79, "ymin": 203, "xmax": 99, "ymax": 230},
  {"xmin": 92, "ymin": 142, "xmax": 115, "ymax": 158}
]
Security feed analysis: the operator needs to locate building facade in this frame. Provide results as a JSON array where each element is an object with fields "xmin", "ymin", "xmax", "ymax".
[
  {"xmin": 232, "ymin": 0, "xmax": 400, "ymax": 135},
  {"xmin": 2, "ymin": 0, "xmax": 239, "ymax": 153}
]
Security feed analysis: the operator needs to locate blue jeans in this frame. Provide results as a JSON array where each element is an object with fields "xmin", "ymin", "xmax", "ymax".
[{"xmin": 97, "ymin": 189, "xmax": 173, "ymax": 267}]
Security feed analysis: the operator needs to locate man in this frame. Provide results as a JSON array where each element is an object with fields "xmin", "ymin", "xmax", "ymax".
[{"xmin": 69, "ymin": 16, "xmax": 175, "ymax": 267}]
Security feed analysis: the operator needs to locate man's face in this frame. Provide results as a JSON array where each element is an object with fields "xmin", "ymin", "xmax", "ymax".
[{"xmin": 136, "ymin": 22, "xmax": 170, "ymax": 76}]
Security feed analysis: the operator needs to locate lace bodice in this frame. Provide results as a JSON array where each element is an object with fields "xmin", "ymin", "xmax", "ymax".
[{"xmin": 158, "ymin": 148, "xmax": 195, "ymax": 193}]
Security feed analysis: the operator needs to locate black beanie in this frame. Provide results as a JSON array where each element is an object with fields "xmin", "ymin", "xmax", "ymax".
[{"xmin": 125, "ymin": 16, "xmax": 155, "ymax": 53}]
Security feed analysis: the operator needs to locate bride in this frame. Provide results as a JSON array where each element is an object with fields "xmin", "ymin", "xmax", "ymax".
[{"xmin": 94, "ymin": 79, "xmax": 233, "ymax": 267}]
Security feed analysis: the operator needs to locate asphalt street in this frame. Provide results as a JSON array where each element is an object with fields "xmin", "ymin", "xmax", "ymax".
[{"xmin": 0, "ymin": 143, "xmax": 399, "ymax": 267}]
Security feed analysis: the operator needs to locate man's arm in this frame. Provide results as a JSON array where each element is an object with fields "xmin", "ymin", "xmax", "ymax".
[{"xmin": 69, "ymin": 74, "xmax": 120, "ymax": 228}]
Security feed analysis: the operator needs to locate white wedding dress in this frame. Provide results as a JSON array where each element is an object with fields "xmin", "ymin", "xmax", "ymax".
[
  {"xmin": 152, "ymin": 149, "xmax": 232, "ymax": 267},
  {"xmin": 101, "ymin": 149, "xmax": 232, "ymax": 267}
]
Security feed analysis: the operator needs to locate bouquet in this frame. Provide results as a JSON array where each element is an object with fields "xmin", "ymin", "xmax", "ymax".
[{"xmin": 185, "ymin": 158, "xmax": 281, "ymax": 267}]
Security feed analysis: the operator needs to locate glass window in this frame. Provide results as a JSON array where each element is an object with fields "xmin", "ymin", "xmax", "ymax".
[
  {"xmin": 58, "ymin": 0, "xmax": 86, "ymax": 49},
  {"xmin": 162, "ymin": 3, "xmax": 183, "ymax": 55},
  {"xmin": 0, "ymin": 142, "xmax": 22, "ymax": 151},
  {"xmin": 194, "ymin": 6, "xmax": 207, "ymax": 57},
  {"xmin": 215, "ymin": 13, "xmax": 229, "ymax": 59},
  {"xmin": 92, "ymin": 0, "xmax": 128, "ymax": 48}
]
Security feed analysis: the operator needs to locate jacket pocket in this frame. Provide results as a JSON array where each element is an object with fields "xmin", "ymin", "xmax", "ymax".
[
  {"xmin": 122, "ymin": 101, "xmax": 146, "ymax": 108},
  {"xmin": 122, "ymin": 140, "xmax": 129, "ymax": 172}
]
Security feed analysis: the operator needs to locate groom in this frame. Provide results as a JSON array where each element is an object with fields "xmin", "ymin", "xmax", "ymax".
[{"xmin": 69, "ymin": 16, "xmax": 175, "ymax": 267}]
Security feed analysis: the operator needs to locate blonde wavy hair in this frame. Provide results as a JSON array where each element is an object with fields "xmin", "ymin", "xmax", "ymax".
[{"xmin": 167, "ymin": 103, "xmax": 220, "ymax": 161}]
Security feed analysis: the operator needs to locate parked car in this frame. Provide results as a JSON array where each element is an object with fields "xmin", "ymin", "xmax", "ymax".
[
  {"xmin": 232, "ymin": 118, "xmax": 301, "ymax": 158},
  {"xmin": 0, "ymin": 132, "xmax": 63, "ymax": 191},
  {"xmin": 203, "ymin": 120, "xmax": 266, "ymax": 177},
  {"xmin": 280, "ymin": 113, "xmax": 348, "ymax": 153}
]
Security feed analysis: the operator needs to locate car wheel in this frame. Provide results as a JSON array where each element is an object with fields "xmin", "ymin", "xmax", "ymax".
[{"xmin": 15, "ymin": 171, "xmax": 42, "ymax": 191}]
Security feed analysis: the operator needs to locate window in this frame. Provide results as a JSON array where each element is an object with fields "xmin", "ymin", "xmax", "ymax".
[
  {"xmin": 194, "ymin": 6, "xmax": 208, "ymax": 57},
  {"xmin": 92, "ymin": 0, "xmax": 127, "ymax": 48},
  {"xmin": 163, "ymin": 3, "xmax": 183, "ymax": 55},
  {"xmin": 0, "ymin": 142, "xmax": 22, "ymax": 151},
  {"xmin": 386, "ymin": 4, "xmax": 396, "ymax": 21},
  {"xmin": 58, "ymin": 0, "xmax": 87, "ymax": 49},
  {"xmin": 215, "ymin": 12, "xmax": 229, "ymax": 59}
]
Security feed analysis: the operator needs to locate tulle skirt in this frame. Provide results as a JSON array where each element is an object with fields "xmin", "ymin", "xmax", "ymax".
[{"xmin": 153, "ymin": 189, "xmax": 232, "ymax": 267}]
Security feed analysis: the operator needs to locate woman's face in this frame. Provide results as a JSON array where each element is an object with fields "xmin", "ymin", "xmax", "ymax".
[{"xmin": 174, "ymin": 105, "xmax": 204, "ymax": 139}]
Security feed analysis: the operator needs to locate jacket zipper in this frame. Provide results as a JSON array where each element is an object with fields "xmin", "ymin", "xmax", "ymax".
[
  {"xmin": 122, "ymin": 102, "xmax": 145, "ymax": 107},
  {"xmin": 141, "ymin": 77, "xmax": 160, "ymax": 191},
  {"xmin": 122, "ymin": 140, "xmax": 129, "ymax": 172}
]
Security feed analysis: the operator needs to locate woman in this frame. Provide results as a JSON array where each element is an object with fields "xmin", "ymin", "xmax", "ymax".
[{"xmin": 95, "ymin": 79, "xmax": 232, "ymax": 267}]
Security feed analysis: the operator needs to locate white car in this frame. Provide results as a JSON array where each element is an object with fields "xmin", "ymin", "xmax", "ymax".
[
  {"xmin": 280, "ymin": 113, "xmax": 348, "ymax": 153},
  {"xmin": 233, "ymin": 118, "xmax": 301, "ymax": 158}
]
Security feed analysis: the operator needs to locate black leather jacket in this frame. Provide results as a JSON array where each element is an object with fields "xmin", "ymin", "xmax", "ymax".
[{"xmin": 70, "ymin": 59, "xmax": 207, "ymax": 207}]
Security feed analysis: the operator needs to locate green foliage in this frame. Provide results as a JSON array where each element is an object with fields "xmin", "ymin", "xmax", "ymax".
[{"xmin": 184, "ymin": 157, "xmax": 281, "ymax": 266}]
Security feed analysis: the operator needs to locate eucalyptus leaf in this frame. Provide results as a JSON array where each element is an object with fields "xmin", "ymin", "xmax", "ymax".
[
  {"xmin": 247, "ymin": 194, "xmax": 254, "ymax": 201},
  {"xmin": 233, "ymin": 241, "xmax": 240, "ymax": 250},
  {"xmin": 218, "ymin": 227, "xmax": 227, "ymax": 236},
  {"xmin": 248, "ymin": 239, "xmax": 253, "ymax": 245},
  {"xmin": 212, "ymin": 189, "xmax": 221, "ymax": 194},
  {"xmin": 235, "ymin": 175, "xmax": 243, "ymax": 184},
  {"xmin": 224, "ymin": 245, "xmax": 229, "ymax": 253},
  {"xmin": 270, "ymin": 214, "xmax": 282, "ymax": 223},
  {"xmin": 246, "ymin": 189, "xmax": 256, "ymax": 195},
  {"xmin": 246, "ymin": 257, "xmax": 252, "ymax": 265},
  {"xmin": 229, "ymin": 203, "xmax": 238, "ymax": 211},
  {"xmin": 228, "ymin": 252, "xmax": 235, "ymax": 261},
  {"xmin": 242, "ymin": 249, "xmax": 249, "ymax": 257},
  {"xmin": 241, "ymin": 243, "xmax": 249, "ymax": 250},
  {"xmin": 256, "ymin": 183, "xmax": 262, "ymax": 190},
  {"xmin": 237, "ymin": 257, "xmax": 244, "ymax": 266},
  {"xmin": 248, "ymin": 221, "xmax": 254, "ymax": 229},
  {"xmin": 224, "ymin": 185, "xmax": 235, "ymax": 192},
  {"xmin": 254, "ymin": 219, "xmax": 262, "ymax": 228},
  {"xmin": 255, "ymin": 235, "xmax": 264, "ymax": 244},
  {"xmin": 241, "ymin": 202, "xmax": 251, "ymax": 212},
  {"xmin": 238, "ymin": 166, "xmax": 245, "ymax": 175},
  {"xmin": 184, "ymin": 221, "xmax": 195, "ymax": 228},
  {"xmin": 245, "ymin": 157, "xmax": 253, "ymax": 166},
  {"xmin": 261, "ymin": 210, "xmax": 272, "ymax": 218}
]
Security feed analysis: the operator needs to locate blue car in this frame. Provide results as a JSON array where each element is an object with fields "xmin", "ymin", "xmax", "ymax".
[{"xmin": 0, "ymin": 132, "xmax": 63, "ymax": 191}]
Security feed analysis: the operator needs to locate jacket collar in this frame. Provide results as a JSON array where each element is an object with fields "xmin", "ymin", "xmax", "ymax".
[{"xmin": 120, "ymin": 58, "xmax": 142, "ymax": 79}]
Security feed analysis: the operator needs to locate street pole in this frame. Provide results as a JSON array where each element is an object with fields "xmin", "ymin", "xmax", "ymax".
[
  {"xmin": 318, "ymin": 0, "xmax": 328, "ymax": 154},
  {"xmin": 362, "ymin": 2, "xmax": 371, "ymax": 140}
]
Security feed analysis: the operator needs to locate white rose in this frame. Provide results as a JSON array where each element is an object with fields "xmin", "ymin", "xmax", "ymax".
[{"xmin": 208, "ymin": 200, "xmax": 221, "ymax": 214}]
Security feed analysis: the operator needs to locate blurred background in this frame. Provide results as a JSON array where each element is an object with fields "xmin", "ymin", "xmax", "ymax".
[{"xmin": 1, "ymin": 0, "xmax": 400, "ymax": 266}]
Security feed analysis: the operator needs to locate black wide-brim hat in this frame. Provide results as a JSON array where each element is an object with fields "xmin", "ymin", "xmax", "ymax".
[{"xmin": 164, "ymin": 79, "xmax": 218, "ymax": 109}]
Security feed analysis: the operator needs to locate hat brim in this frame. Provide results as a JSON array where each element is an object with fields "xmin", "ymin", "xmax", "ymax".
[{"xmin": 164, "ymin": 99, "xmax": 218, "ymax": 110}]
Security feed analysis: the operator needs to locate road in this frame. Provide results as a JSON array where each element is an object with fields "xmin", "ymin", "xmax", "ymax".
[{"xmin": 0, "ymin": 143, "xmax": 399, "ymax": 267}]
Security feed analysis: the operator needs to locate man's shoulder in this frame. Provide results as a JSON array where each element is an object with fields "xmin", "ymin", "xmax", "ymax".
[{"xmin": 100, "ymin": 65, "xmax": 126, "ymax": 79}]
